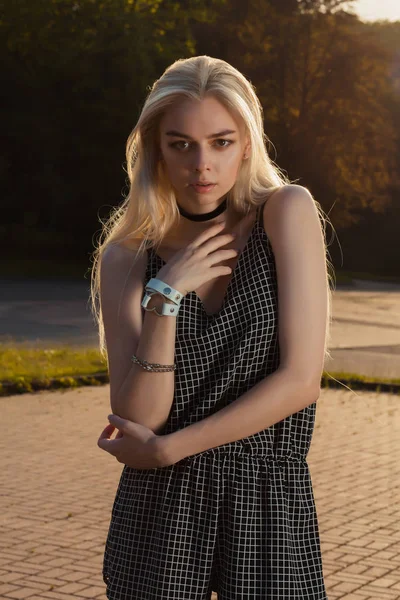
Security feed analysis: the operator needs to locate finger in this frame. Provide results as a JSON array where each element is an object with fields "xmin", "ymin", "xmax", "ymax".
[
  {"xmin": 97, "ymin": 437, "xmax": 120, "ymax": 454},
  {"xmin": 108, "ymin": 414, "xmax": 128, "ymax": 431},
  {"xmin": 98, "ymin": 424, "xmax": 116, "ymax": 441},
  {"xmin": 97, "ymin": 424, "xmax": 116, "ymax": 449}
]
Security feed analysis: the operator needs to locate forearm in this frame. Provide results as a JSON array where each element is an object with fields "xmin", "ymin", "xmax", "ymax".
[
  {"xmin": 116, "ymin": 278, "xmax": 178, "ymax": 434},
  {"xmin": 166, "ymin": 368, "xmax": 320, "ymax": 461}
]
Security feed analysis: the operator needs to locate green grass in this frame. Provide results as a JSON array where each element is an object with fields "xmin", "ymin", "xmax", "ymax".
[
  {"xmin": 322, "ymin": 370, "xmax": 400, "ymax": 387},
  {"xmin": 0, "ymin": 343, "xmax": 107, "ymax": 383},
  {"xmin": 0, "ymin": 343, "xmax": 399, "ymax": 397},
  {"xmin": 328, "ymin": 371, "xmax": 400, "ymax": 384}
]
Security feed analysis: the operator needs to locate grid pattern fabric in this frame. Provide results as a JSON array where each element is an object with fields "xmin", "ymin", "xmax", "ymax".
[{"xmin": 102, "ymin": 201, "xmax": 328, "ymax": 599}]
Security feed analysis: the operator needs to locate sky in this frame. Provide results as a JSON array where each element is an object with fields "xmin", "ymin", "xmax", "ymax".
[{"xmin": 353, "ymin": 0, "xmax": 400, "ymax": 22}]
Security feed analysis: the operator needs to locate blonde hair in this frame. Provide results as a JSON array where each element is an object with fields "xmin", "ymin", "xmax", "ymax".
[{"xmin": 89, "ymin": 55, "xmax": 334, "ymax": 365}]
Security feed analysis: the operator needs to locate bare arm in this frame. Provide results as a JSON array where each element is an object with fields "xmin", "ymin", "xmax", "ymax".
[
  {"xmin": 164, "ymin": 185, "xmax": 329, "ymax": 460},
  {"xmin": 100, "ymin": 243, "xmax": 178, "ymax": 434}
]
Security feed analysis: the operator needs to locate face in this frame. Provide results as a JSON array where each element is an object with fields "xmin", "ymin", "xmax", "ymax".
[{"xmin": 158, "ymin": 95, "xmax": 250, "ymax": 214}]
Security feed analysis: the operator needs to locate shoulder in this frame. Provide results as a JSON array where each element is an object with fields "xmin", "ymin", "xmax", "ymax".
[
  {"xmin": 261, "ymin": 184, "xmax": 319, "ymax": 246},
  {"xmin": 100, "ymin": 240, "xmax": 148, "ymax": 282},
  {"xmin": 263, "ymin": 184, "xmax": 314, "ymax": 215},
  {"xmin": 101, "ymin": 239, "xmax": 144, "ymax": 264}
]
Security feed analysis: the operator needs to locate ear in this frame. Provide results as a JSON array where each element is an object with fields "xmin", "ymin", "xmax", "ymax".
[{"xmin": 243, "ymin": 145, "xmax": 251, "ymax": 160}]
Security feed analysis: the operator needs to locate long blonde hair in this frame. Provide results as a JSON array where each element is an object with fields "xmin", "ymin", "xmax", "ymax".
[{"xmin": 90, "ymin": 55, "xmax": 334, "ymax": 363}]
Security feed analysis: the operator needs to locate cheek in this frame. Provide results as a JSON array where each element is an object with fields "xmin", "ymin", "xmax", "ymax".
[
  {"xmin": 162, "ymin": 153, "xmax": 184, "ymax": 183},
  {"xmin": 222, "ymin": 150, "xmax": 243, "ymax": 176}
]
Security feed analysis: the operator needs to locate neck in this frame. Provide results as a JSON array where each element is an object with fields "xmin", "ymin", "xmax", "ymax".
[{"xmin": 171, "ymin": 205, "xmax": 243, "ymax": 243}]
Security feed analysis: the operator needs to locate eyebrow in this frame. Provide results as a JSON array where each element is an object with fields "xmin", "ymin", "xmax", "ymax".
[{"xmin": 165, "ymin": 129, "xmax": 237, "ymax": 139}]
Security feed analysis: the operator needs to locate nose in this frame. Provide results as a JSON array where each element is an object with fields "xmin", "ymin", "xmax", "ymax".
[{"xmin": 192, "ymin": 146, "xmax": 211, "ymax": 172}]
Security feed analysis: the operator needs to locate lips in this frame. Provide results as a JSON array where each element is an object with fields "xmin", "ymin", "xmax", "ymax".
[{"xmin": 191, "ymin": 182, "xmax": 216, "ymax": 194}]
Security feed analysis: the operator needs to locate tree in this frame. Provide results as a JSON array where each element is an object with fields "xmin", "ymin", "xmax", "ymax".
[{"xmin": 197, "ymin": 0, "xmax": 399, "ymax": 227}]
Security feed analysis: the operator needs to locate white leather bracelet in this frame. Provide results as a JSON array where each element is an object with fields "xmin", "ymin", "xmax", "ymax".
[
  {"xmin": 142, "ymin": 291, "xmax": 180, "ymax": 316},
  {"xmin": 141, "ymin": 277, "xmax": 186, "ymax": 317}
]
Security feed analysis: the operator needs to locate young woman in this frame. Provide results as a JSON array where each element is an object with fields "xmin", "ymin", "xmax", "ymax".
[{"xmin": 92, "ymin": 55, "xmax": 332, "ymax": 600}]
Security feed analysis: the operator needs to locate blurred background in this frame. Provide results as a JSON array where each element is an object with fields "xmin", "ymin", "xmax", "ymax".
[
  {"xmin": 2, "ymin": 0, "xmax": 400, "ymax": 278},
  {"xmin": 1, "ymin": 0, "xmax": 399, "ymax": 388}
]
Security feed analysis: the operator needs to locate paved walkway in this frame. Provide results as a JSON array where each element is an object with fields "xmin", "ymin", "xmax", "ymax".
[
  {"xmin": 1, "ymin": 279, "xmax": 400, "ymax": 379},
  {"xmin": 1, "ymin": 384, "xmax": 400, "ymax": 599}
]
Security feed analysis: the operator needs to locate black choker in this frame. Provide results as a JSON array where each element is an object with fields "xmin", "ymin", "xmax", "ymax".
[{"xmin": 177, "ymin": 197, "xmax": 227, "ymax": 222}]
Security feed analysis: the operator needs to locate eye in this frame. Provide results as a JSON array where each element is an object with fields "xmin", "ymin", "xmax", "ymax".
[
  {"xmin": 169, "ymin": 141, "xmax": 190, "ymax": 151},
  {"xmin": 214, "ymin": 139, "xmax": 234, "ymax": 148},
  {"xmin": 168, "ymin": 139, "xmax": 235, "ymax": 152}
]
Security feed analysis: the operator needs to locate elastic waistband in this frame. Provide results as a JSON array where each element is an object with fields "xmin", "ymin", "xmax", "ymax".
[{"xmin": 179, "ymin": 440, "xmax": 308, "ymax": 466}]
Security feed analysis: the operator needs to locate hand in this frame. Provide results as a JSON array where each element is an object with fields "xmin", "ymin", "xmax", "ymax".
[
  {"xmin": 158, "ymin": 221, "xmax": 240, "ymax": 296},
  {"xmin": 97, "ymin": 414, "xmax": 175, "ymax": 469}
]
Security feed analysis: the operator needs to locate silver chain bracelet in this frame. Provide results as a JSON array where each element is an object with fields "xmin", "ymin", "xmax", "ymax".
[{"xmin": 131, "ymin": 354, "xmax": 176, "ymax": 372}]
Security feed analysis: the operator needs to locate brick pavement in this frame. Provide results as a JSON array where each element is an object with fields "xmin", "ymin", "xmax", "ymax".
[{"xmin": 1, "ymin": 384, "xmax": 400, "ymax": 600}]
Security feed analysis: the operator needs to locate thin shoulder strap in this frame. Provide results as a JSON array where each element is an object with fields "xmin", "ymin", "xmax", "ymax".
[
  {"xmin": 257, "ymin": 198, "xmax": 269, "ymax": 226},
  {"xmin": 257, "ymin": 202, "xmax": 265, "ymax": 226}
]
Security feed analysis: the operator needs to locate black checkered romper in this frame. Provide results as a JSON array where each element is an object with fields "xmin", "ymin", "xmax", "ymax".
[{"xmin": 103, "ymin": 199, "xmax": 328, "ymax": 600}]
